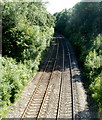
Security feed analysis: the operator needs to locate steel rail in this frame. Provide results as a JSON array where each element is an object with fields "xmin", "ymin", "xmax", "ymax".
[
  {"xmin": 56, "ymin": 41, "xmax": 65, "ymax": 119},
  {"xmin": 65, "ymin": 40, "xmax": 81, "ymax": 119},
  {"xmin": 65, "ymin": 39, "xmax": 74, "ymax": 120}
]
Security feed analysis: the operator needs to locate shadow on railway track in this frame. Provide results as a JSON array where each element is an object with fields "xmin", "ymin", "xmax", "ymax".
[{"xmin": 75, "ymin": 109, "xmax": 99, "ymax": 119}]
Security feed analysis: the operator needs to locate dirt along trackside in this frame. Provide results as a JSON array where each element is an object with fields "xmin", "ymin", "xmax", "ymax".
[{"xmin": 6, "ymin": 34, "xmax": 98, "ymax": 119}]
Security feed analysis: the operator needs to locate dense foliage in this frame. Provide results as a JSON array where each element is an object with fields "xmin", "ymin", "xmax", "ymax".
[
  {"xmin": 1, "ymin": 1, "xmax": 54, "ymax": 118},
  {"xmin": 55, "ymin": 2, "xmax": 102, "ymax": 117},
  {"xmin": 2, "ymin": 2, "xmax": 54, "ymax": 61}
]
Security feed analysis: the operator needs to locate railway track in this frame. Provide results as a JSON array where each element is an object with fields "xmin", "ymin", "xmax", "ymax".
[
  {"xmin": 56, "ymin": 38, "xmax": 73, "ymax": 119},
  {"xmin": 18, "ymin": 34, "xmax": 89, "ymax": 119},
  {"xmin": 21, "ymin": 39, "xmax": 59, "ymax": 119}
]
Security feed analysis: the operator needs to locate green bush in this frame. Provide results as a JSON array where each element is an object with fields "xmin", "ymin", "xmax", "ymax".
[
  {"xmin": 2, "ymin": 2, "xmax": 54, "ymax": 61},
  {"xmin": 0, "ymin": 57, "xmax": 32, "ymax": 118},
  {"xmin": 90, "ymin": 74, "xmax": 102, "ymax": 108}
]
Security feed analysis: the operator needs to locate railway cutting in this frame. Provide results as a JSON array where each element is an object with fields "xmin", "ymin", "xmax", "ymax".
[{"xmin": 6, "ymin": 34, "xmax": 97, "ymax": 119}]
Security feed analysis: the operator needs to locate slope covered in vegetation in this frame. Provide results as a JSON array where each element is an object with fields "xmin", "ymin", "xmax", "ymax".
[
  {"xmin": 0, "ymin": 1, "xmax": 54, "ymax": 118},
  {"xmin": 55, "ymin": 2, "xmax": 102, "ymax": 117}
]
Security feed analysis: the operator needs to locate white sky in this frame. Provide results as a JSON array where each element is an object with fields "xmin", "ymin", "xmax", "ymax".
[{"xmin": 42, "ymin": 0, "xmax": 82, "ymax": 14}]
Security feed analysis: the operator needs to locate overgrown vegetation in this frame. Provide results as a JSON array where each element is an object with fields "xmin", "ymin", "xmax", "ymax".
[
  {"xmin": 55, "ymin": 2, "xmax": 102, "ymax": 117},
  {"xmin": 0, "ymin": 1, "xmax": 54, "ymax": 118}
]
